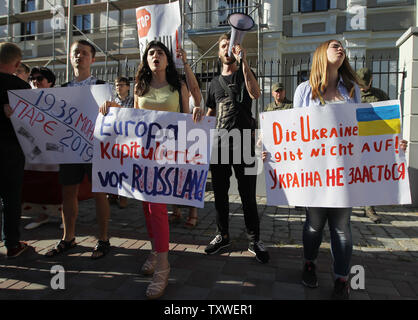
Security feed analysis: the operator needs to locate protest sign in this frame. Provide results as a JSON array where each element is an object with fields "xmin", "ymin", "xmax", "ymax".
[
  {"xmin": 8, "ymin": 84, "xmax": 112, "ymax": 164},
  {"xmin": 260, "ymin": 100, "xmax": 411, "ymax": 207},
  {"xmin": 92, "ymin": 108, "xmax": 215, "ymax": 208},
  {"xmin": 136, "ymin": 1, "xmax": 183, "ymax": 68}
]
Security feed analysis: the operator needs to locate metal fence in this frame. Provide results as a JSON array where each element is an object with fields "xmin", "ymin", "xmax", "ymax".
[{"xmin": 54, "ymin": 55, "xmax": 404, "ymax": 115}]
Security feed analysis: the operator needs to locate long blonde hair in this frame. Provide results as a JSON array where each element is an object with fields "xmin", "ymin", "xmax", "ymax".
[{"xmin": 309, "ymin": 40, "xmax": 361, "ymax": 100}]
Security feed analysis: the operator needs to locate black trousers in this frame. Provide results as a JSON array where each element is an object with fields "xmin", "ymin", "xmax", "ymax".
[
  {"xmin": 210, "ymin": 145, "xmax": 260, "ymax": 242},
  {"xmin": 0, "ymin": 139, "xmax": 25, "ymax": 249}
]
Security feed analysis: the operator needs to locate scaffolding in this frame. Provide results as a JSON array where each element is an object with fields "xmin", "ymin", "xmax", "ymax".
[
  {"xmin": 1, "ymin": 0, "xmax": 267, "ymax": 114},
  {"xmin": 0, "ymin": 0, "xmax": 170, "ymax": 78},
  {"xmin": 1, "ymin": 1, "xmax": 264, "ymax": 72}
]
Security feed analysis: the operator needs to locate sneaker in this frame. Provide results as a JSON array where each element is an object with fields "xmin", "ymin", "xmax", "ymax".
[
  {"xmin": 204, "ymin": 235, "xmax": 230, "ymax": 255},
  {"xmin": 7, "ymin": 242, "xmax": 29, "ymax": 259},
  {"xmin": 364, "ymin": 206, "xmax": 381, "ymax": 224},
  {"xmin": 332, "ymin": 278, "xmax": 350, "ymax": 300},
  {"xmin": 24, "ymin": 216, "xmax": 50, "ymax": 230},
  {"xmin": 248, "ymin": 240, "xmax": 270, "ymax": 264},
  {"xmin": 302, "ymin": 261, "xmax": 318, "ymax": 288}
]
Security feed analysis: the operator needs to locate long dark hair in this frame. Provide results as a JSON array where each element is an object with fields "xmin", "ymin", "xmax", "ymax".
[{"xmin": 135, "ymin": 41, "xmax": 181, "ymax": 97}]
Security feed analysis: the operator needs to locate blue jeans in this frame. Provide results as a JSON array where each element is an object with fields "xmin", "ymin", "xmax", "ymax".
[
  {"xmin": 0, "ymin": 140, "xmax": 25, "ymax": 249},
  {"xmin": 303, "ymin": 207, "xmax": 353, "ymax": 278}
]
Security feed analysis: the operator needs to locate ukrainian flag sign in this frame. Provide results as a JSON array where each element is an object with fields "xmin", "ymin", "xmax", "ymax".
[{"xmin": 356, "ymin": 104, "xmax": 401, "ymax": 136}]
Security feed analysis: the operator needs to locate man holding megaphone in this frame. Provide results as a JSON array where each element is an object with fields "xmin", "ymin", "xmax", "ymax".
[{"xmin": 204, "ymin": 33, "xmax": 270, "ymax": 264}]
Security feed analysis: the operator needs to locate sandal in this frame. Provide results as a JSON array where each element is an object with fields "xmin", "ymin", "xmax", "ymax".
[
  {"xmin": 185, "ymin": 216, "xmax": 198, "ymax": 228},
  {"xmin": 45, "ymin": 238, "xmax": 76, "ymax": 257},
  {"xmin": 146, "ymin": 265, "xmax": 170, "ymax": 300},
  {"xmin": 141, "ymin": 251, "xmax": 157, "ymax": 275},
  {"xmin": 91, "ymin": 240, "xmax": 110, "ymax": 260}
]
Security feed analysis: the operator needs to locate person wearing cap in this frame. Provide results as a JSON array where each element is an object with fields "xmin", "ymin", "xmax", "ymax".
[
  {"xmin": 357, "ymin": 67, "xmax": 390, "ymax": 104},
  {"xmin": 23, "ymin": 67, "xmax": 59, "ymax": 230},
  {"xmin": 356, "ymin": 67, "xmax": 390, "ymax": 224},
  {"xmin": 264, "ymin": 83, "xmax": 303, "ymax": 211},
  {"xmin": 265, "ymin": 82, "xmax": 293, "ymax": 111}
]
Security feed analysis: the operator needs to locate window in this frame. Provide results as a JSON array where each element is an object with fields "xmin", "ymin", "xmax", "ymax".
[
  {"xmin": 21, "ymin": 0, "xmax": 35, "ymax": 41},
  {"xmin": 217, "ymin": 0, "xmax": 249, "ymax": 26},
  {"xmin": 73, "ymin": 0, "xmax": 91, "ymax": 35},
  {"xmin": 299, "ymin": 0, "xmax": 330, "ymax": 12}
]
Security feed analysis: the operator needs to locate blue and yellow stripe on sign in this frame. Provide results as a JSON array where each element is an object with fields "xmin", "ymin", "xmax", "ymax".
[{"xmin": 356, "ymin": 105, "xmax": 401, "ymax": 136}]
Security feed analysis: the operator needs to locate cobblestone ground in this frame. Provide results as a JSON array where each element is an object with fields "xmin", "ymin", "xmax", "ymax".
[{"xmin": 1, "ymin": 191, "xmax": 418, "ymax": 300}]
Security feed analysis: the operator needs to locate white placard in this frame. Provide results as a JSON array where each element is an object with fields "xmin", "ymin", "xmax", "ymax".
[
  {"xmin": 8, "ymin": 85, "xmax": 112, "ymax": 164},
  {"xmin": 92, "ymin": 108, "xmax": 215, "ymax": 208},
  {"xmin": 136, "ymin": 1, "xmax": 183, "ymax": 68},
  {"xmin": 260, "ymin": 100, "xmax": 411, "ymax": 207}
]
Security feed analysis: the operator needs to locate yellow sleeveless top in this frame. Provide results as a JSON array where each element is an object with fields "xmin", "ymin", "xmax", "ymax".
[{"xmin": 136, "ymin": 85, "xmax": 180, "ymax": 113}]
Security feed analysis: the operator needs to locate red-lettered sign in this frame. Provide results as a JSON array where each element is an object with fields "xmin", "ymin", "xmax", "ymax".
[{"xmin": 136, "ymin": 8, "xmax": 151, "ymax": 38}]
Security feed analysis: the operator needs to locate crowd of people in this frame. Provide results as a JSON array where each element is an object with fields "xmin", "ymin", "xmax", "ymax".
[{"xmin": 0, "ymin": 35, "xmax": 407, "ymax": 300}]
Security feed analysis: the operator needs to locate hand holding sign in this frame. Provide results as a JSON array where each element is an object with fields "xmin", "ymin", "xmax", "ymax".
[
  {"xmin": 3, "ymin": 104, "xmax": 13, "ymax": 118},
  {"xmin": 8, "ymin": 84, "xmax": 112, "ymax": 164}
]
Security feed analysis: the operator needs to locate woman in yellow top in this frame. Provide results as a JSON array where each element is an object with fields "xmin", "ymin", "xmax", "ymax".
[{"xmin": 101, "ymin": 41, "xmax": 203, "ymax": 299}]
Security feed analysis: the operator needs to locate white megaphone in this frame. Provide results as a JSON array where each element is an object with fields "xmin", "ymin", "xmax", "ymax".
[{"xmin": 227, "ymin": 12, "xmax": 254, "ymax": 58}]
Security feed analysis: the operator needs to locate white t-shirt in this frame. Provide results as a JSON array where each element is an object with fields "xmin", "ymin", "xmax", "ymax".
[{"xmin": 189, "ymin": 95, "xmax": 204, "ymax": 113}]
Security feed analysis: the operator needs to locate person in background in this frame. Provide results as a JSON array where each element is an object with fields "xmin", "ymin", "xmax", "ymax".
[
  {"xmin": 23, "ymin": 67, "xmax": 63, "ymax": 230},
  {"xmin": 45, "ymin": 39, "xmax": 111, "ymax": 260},
  {"xmin": 263, "ymin": 82, "xmax": 305, "ymax": 212},
  {"xmin": 265, "ymin": 82, "xmax": 293, "ymax": 111},
  {"xmin": 14, "ymin": 62, "xmax": 30, "ymax": 82},
  {"xmin": 107, "ymin": 76, "xmax": 134, "ymax": 209},
  {"xmin": 168, "ymin": 47, "xmax": 203, "ymax": 228},
  {"xmin": 356, "ymin": 67, "xmax": 391, "ymax": 224},
  {"xmin": 204, "ymin": 33, "xmax": 270, "ymax": 264},
  {"xmin": 0, "ymin": 42, "xmax": 32, "ymax": 258}
]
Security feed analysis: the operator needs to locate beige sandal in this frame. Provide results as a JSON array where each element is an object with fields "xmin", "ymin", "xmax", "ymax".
[
  {"xmin": 141, "ymin": 251, "xmax": 157, "ymax": 275},
  {"xmin": 146, "ymin": 265, "xmax": 170, "ymax": 300}
]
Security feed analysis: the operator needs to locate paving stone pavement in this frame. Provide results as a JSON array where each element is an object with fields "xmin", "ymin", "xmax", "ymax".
[{"xmin": 1, "ymin": 192, "xmax": 418, "ymax": 300}]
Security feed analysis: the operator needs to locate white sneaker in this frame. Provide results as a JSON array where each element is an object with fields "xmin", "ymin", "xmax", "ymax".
[{"xmin": 24, "ymin": 217, "xmax": 50, "ymax": 230}]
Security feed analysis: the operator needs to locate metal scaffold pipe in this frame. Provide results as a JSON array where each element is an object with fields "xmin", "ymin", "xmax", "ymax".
[{"xmin": 66, "ymin": 0, "xmax": 74, "ymax": 82}]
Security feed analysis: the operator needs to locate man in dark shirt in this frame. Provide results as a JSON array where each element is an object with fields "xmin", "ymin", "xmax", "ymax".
[
  {"xmin": 357, "ymin": 68, "xmax": 390, "ymax": 224},
  {"xmin": 205, "ymin": 33, "xmax": 269, "ymax": 264},
  {"xmin": 0, "ymin": 42, "xmax": 32, "ymax": 258}
]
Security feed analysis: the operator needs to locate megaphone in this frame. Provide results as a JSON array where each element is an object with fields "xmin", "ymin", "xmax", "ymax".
[{"xmin": 227, "ymin": 12, "xmax": 254, "ymax": 58}]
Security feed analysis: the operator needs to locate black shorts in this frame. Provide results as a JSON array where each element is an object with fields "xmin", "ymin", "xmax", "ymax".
[{"xmin": 59, "ymin": 163, "xmax": 92, "ymax": 186}]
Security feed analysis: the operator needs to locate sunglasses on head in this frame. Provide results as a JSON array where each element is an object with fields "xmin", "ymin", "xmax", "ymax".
[{"xmin": 30, "ymin": 75, "xmax": 45, "ymax": 82}]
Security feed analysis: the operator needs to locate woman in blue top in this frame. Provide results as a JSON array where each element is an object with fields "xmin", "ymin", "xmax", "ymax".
[
  {"xmin": 292, "ymin": 39, "xmax": 409, "ymax": 299},
  {"xmin": 295, "ymin": 39, "xmax": 361, "ymax": 300}
]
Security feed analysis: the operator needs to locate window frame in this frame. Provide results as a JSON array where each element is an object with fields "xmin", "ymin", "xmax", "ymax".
[
  {"xmin": 73, "ymin": 0, "xmax": 92, "ymax": 35},
  {"xmin": 20, "ymin": 0, "xmax": 36, "ymax": 41},
  {"xmin": 299, "ymin": 0, "xmax": 330, "ymax": 13}
]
